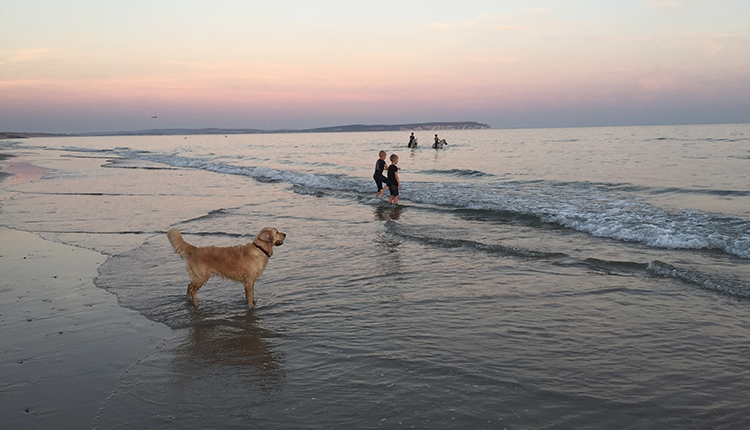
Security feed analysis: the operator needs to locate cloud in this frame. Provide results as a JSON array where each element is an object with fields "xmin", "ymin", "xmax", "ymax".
[
  {"xmin": 636, "ymin": 73, "xmax": 680, "ymax": 92},
  {"xmin": 525, "ymin": 7, "xmax": 553, "ymax": 14},
  {"xmin": 431, "ymin": 20, "xmax": 522, "ymax": 32},
  {"xmin": 431, "ymin": 7, "xmax": 562, "ymax": 33},
  {"xmin": 0, "ymin": 48, "xmax": 55, "ymax": 64},
  {"xmin": 688, "ymin": 33, "xmax": 734, "ymax": 55},
  {"xmin": 651, "ymin": 0, "xmax": 680, "ymax": 10},
  {"xmin": 473, "ymin": 56, "xmax": 518, "ymax": 64}
]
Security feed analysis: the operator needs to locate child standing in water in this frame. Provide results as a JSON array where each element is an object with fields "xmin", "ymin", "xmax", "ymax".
[
  {"xmin": 373, "ymin": 150, "xmax": 388, "ymax": 198},
  {"xmin": 387, "ymin": 154, "xmax": 401, "ymax": 205}
]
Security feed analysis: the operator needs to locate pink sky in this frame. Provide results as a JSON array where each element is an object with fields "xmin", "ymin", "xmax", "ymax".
[{"xmin": 2, "ymin": 1, "xmax": 749, "ymax": 133}]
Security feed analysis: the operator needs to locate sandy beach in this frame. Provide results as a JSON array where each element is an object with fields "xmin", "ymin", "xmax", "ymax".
[{"xmin": 0, "ymin": 156, "xmax": 170, "ymax": 430}]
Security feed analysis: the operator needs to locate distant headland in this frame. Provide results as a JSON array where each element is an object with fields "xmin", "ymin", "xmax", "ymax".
[
  {"xmin": 298, "ymin": 122, "xmax": 492, "ymax": 133},
  {"xmin": 0, "ymin": 132, "xmax": 70, "ymax": 139},
  {"xmin": 1, "ymin": 122, "xmax": 491, "ymax": 139}
]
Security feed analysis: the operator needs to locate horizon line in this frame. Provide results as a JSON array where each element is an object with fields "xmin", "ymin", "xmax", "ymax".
[{"xmin": 3, "ymin": 120, "xmax": 750, "ymax": 139}]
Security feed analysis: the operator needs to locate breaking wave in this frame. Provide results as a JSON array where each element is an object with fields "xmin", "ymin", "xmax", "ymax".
[{"xmin": 53, "ymin": 147, "xmax": 750, "ymax": 261}]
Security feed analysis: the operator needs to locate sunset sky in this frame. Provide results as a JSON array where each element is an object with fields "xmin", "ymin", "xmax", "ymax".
[{"xmin": 2, "ymin": 0, "xmax": 749, "ymax": 133}]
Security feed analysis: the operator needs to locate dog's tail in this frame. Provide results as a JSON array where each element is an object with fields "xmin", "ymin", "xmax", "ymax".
[{"xmin": 167, "ymin": 228, "xmax": 197, "ymax": 259}]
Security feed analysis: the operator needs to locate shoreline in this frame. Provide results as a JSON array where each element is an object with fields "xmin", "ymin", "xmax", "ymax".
[{"xmin": 0, "ymin": 154, "xmax": 172, "ymax": 429}]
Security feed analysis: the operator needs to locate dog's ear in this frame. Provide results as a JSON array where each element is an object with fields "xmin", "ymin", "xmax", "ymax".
[{"xmin": 258, "ymin": 229, "xmax": 274, "ymax": 243}]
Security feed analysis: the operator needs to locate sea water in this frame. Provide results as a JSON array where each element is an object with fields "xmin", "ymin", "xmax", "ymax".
[{"xmin": 1, "ymin": 124, "xmax": 749, "ymax": 429}]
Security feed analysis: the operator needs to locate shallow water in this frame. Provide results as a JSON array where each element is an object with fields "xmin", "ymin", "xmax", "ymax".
[{"xmin": 1, "ymin": 124, "xmax": 749, "ymax": 428}]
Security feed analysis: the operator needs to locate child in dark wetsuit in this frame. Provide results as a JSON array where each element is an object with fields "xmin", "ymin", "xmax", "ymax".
[
  {"xmin": 373, "ymin": 150, "xmax": 388, "ymax": 198},
  {"xmin": 387, "ymin": 154, "xmax": 400, "ymax": 204}
]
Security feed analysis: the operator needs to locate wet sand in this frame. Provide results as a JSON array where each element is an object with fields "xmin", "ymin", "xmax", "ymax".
[{"xmin": 0, "ymin": 155, "xmax": 171, "ymax": 429}]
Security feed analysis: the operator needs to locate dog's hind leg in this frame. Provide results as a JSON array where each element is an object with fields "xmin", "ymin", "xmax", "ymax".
[
  {"xmin": 186, "ymin": 277, "xmax": 207, "ymax": 307},
  {"xmin": 244, "ymin": 280, "xmax": 256, "ymax": 309}
]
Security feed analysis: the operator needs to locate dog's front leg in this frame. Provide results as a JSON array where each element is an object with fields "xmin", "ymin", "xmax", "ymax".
[{"xmin": 244, "ymin": 280, "xmax": 256, "ymax": 309}]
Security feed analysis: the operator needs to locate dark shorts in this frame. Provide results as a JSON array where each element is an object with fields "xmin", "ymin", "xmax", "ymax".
[
  {"xmin": 388, "ymin": 183, "xmax": 399, "ymax": 196},
  {"xmin": 374, "ymin": 174, "xmax": 387, "ymax": 190}
]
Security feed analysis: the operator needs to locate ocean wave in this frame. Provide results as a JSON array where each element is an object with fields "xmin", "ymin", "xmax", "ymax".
[
  {"xmin": 388, "ymin": 223, "xmax": 750, "ymax": 299},
  {"xmin": 0, "ymin": 140, "xmax": 32, "ymax": 150},
  {"xmin": 648, "ymin": 187, "xmax": 750, "ymax": 197},
  {"xmin": 409, "ymin": 181, "xmax": 750, "ymax": 259},
  {"xmin": 386, "ymin": 221, "xmax": 567, "ymax": 259},
  {"xmin": 648, "ymin": 136, "xmax": 750, "ymax": 143},
  {"xmin": 417, "ymin": 168, "xmax": 493, "ymax": 178},
  {"xmin": 647, "ymin": 261, "xmax": 750, "ymax": 298},
  {"xmin": 62, "ymin": 146, "xmax": 114, "ymax": 153},
  {"xmin": 544, "ymin": 205, "xmax": 750, "ymax": 259},
  {"xmin": 74, "ymin": 147, "xmax": 750, "ymax": 260}
]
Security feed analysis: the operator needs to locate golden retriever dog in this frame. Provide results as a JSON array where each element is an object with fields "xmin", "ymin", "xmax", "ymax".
[{"xmin": 167, "ymin": 227, "xmax": 286, "ymax": 308}]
